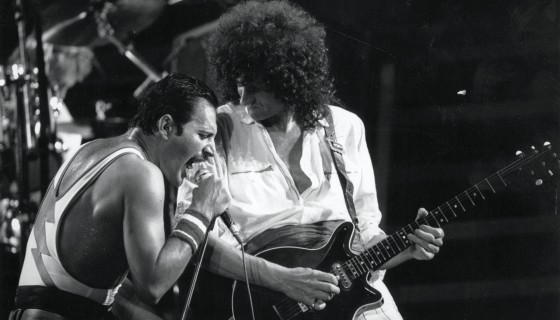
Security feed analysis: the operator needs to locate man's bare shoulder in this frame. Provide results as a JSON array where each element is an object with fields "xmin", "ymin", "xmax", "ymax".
[
  {"xmin": 89, "ymin": 153, "xmax": 165, "ymax": 211},
  {"xmin": 110, "ymin": 154, "xmax": 163, "ymax": 192},
  {"xmin": 109, "ymin": 155, "xmax": 166, "ymax": 222}
]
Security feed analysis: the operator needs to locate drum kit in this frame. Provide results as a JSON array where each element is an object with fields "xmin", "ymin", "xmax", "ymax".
[{"xmin": 0, "ymin": 0, "xmax": 173, "ymax": 260}]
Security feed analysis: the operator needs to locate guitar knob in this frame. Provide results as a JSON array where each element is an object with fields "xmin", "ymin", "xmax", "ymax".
[{"xmin": 535, "ymin": 179, "xmax": 543, "ymax": 186}]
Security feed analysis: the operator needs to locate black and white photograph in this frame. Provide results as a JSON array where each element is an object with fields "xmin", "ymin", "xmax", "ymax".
[{"xmin": 1, "ymin": 0, "xmax": 558, "ymax": 319}]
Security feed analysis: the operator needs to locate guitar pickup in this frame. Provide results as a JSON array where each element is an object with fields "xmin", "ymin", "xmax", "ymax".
[{"xmin": 332, "ymin": 262, "xmax": 353, "ymax": 290}]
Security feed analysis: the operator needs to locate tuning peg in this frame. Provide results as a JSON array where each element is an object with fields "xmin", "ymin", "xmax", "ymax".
[
  {"xmin": 515, "ymin": 151, "xmax": 525, "ymax": 159},
  {"xmin": 531, "ymin": 146, "xmax": 539, "ymax": 154},
  {"xmin": 543, "ymin": 141, "xmax": 551, "ymax": 150}
]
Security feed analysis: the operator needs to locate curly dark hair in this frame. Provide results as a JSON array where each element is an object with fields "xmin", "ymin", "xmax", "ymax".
[
  {"xmin": 208, "ymin": 0, "xmax": 335, "ymax": 130},
  {"xmin": 129, "ymin": 73, "xmax": 218, "ymax": 135}
]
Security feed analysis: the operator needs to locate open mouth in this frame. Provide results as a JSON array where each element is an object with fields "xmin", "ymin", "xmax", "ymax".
[
  {"xmin": 183, "ymin": 157, "xmax": 212, "ymax": 182},
  {"xmin": 185, "ymin": 157, "xmax": 205, "ymax": 170},
  {"xmin": 185, "ymin": 157, "xmax": 196, "ymax": 170}
]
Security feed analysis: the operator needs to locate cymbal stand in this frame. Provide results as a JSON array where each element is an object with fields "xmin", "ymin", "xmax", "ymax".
[
  {"xmin": 0, "ymin": 67, "xmax": 6, "ymax": 147},
  {"xmin": 32, "ymin": 1, "xmax": 58, "ymax": 198},
  {"xmin": 12, "ymin": 0, "xmax": 33, "ymax": 208},
  {"xmin": 94, "ymin": 5, "xmax": 165, "ymax": 96},
  {"xmin": 8, "ymin": 0, "xmax": 44, "ymax": 263}
]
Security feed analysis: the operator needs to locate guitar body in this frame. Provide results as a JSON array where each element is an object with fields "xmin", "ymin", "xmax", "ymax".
[{"xmin": 231, "ymin": 222, "xmax": 383, "ymax": 320}]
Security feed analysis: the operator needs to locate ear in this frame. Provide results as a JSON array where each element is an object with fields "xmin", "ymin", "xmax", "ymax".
[{"xmin": 156, "ymin": 114, "xmax": 175, "ymax": 140}]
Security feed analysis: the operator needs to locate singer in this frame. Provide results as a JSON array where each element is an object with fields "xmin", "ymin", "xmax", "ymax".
[
  {"xmin": 177, "ymin": 1, "xmax": 444, "ymax": 319},
  {"xmin": 8, "ymin": 74, "xmax": 231, "ymax": 320}
]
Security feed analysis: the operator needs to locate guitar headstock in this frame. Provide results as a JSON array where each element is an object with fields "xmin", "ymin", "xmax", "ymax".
[{"xmin": 513, "ymin": 141, "xmax": 558, "ymax": 187}]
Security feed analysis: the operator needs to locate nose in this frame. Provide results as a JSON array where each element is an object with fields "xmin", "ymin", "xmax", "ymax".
[{"xmin": 202, "ymin": 144, "xmax": 214, "ymax": 159}]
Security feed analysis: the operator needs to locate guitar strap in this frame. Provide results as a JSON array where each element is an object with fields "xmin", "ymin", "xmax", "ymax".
[{"xmin": 324, "ymin": 110, "xmax": 361, "ymax": 232}]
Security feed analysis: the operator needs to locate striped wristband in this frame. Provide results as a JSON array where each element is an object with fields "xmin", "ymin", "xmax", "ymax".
[{"xmin": 171, "ymin": 209, "xmax": 211, "ymax": 252}]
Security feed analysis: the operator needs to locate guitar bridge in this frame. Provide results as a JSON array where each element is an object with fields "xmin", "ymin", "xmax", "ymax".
[
  {"xmin": 331, "ymin": 262, "xmax": 352, "ymax": 290},
  {"xmin": 272, "ymin": 302, "xmax": 309, "ymax": 320}
]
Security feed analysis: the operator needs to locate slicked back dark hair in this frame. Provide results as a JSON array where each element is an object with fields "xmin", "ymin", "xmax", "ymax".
[
  {"xmin": 129, "ymin": 73, "xmax": 218, "ymax": 135},
  {"xmin": 208, "ymin": 0, "xmax": 335, "ymax": 130}
]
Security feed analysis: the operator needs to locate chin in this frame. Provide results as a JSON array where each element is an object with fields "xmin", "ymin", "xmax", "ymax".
[
  {"xmin": 172, "ymin": 176, "xmax": 182, "ymax": 188},
  {"xmin": 247, "ymin": 108, "xmax": 259, "ymax": 117},
  {"xmin": 248, "ymin": 111, "xmax": 265, "ymax": 121},
  {"xmin": 165, "ymin": 173, "xmax": 182, "ymax": 188}
]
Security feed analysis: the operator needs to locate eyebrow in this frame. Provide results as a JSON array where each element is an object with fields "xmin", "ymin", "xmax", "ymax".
[{"xmin": 198, "ymin": 129, "xmax": 216, "ymax": 137}]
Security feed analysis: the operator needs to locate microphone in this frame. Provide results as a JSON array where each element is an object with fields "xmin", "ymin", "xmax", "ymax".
[{"xmin": 220, "ymin": 210, "xmax": 242, "ymax": 245}]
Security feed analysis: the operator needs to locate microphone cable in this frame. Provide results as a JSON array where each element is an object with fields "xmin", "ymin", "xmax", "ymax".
[
  {"xmin": 221, "ymin": 212, "xmax": 256, "ymax": 320},
  {"xmin": 240, "ymin": 245, "xmax": 256, "ymax": 320},
  {"xmin": 181, "ymin": 218, "xmax": 216, "ymax": 320}
]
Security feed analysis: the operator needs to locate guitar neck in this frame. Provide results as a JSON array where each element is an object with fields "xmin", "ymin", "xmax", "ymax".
[{"xmin": 342, "ymin": 147, "xmax": 552, "ymax": 280}]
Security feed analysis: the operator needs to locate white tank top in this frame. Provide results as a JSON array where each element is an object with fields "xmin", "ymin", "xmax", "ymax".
[{"xmin": 18, "ymin": 146, "xmax": 144, "ymax": 306}]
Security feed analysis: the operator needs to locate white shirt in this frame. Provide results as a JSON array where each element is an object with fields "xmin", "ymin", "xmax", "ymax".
[{"xmin": 177, "ymin": 104, "xmax": 385, "ymax": 249}]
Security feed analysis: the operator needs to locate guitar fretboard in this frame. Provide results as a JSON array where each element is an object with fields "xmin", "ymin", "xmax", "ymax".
[{"xmin": 340, "ymin": 146, "xmax": 552, "ymax": 280}]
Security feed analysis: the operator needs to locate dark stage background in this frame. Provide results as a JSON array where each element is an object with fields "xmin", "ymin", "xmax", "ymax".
[{"xmin": 1, "ymin": 0, "xmax": 559, "ymax": 319}]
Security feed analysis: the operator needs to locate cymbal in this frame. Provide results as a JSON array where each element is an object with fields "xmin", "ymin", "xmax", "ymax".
[{"xmin": 40, "ymin": 0, "xmax": 166, "ymax": 47}]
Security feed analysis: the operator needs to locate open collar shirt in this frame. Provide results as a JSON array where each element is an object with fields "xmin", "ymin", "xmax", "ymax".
[{"xmin": 177, "ymin": 103, "xmax": 386, "ymax": 249}]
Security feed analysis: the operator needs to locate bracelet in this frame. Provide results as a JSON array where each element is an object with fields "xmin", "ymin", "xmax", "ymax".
[{"xmin": 171, "ymin": 209, "xmax": 211, "ymax": 252}]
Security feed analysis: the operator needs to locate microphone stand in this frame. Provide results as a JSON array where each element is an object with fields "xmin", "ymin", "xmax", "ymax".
[{"xmin": 180, "ymin": 217, "xmax": 217, "ymax": 320}]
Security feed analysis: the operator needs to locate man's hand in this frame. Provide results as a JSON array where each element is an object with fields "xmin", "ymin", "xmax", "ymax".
[
  {"xmin": 188, "ymin": 161, "xmax": 231, "ymax": 221},
  {"xmin": 406, "ymin": 208, "xmax": 445, "ymax": 260},
  {"xmin": 273, "ymin": 267, "xmax": 340, "ymax": 311}
]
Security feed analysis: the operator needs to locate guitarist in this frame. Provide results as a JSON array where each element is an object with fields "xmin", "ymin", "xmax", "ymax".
[{"xmin": 178, "ymin": 1, "xmax": 445, "ymax": 319}]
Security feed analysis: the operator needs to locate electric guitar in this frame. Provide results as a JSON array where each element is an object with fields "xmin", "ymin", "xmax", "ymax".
[{"xmin": 229, "ymin": 142, "xmax": 558, "ymax": 320}]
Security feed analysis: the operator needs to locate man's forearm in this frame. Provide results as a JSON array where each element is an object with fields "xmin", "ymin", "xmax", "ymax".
[
  {"xmin": 204, "ymin": 234, "xmax": 283, "ymax": 288},
  {"xmin": 133, "ymin": 237, "xmax": 194, "ymax": 304}
]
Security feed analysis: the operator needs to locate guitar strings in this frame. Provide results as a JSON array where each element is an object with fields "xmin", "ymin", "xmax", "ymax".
[{"xmin": 274, "ymin": 298, "xmax": 304, "ymax": 320}]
